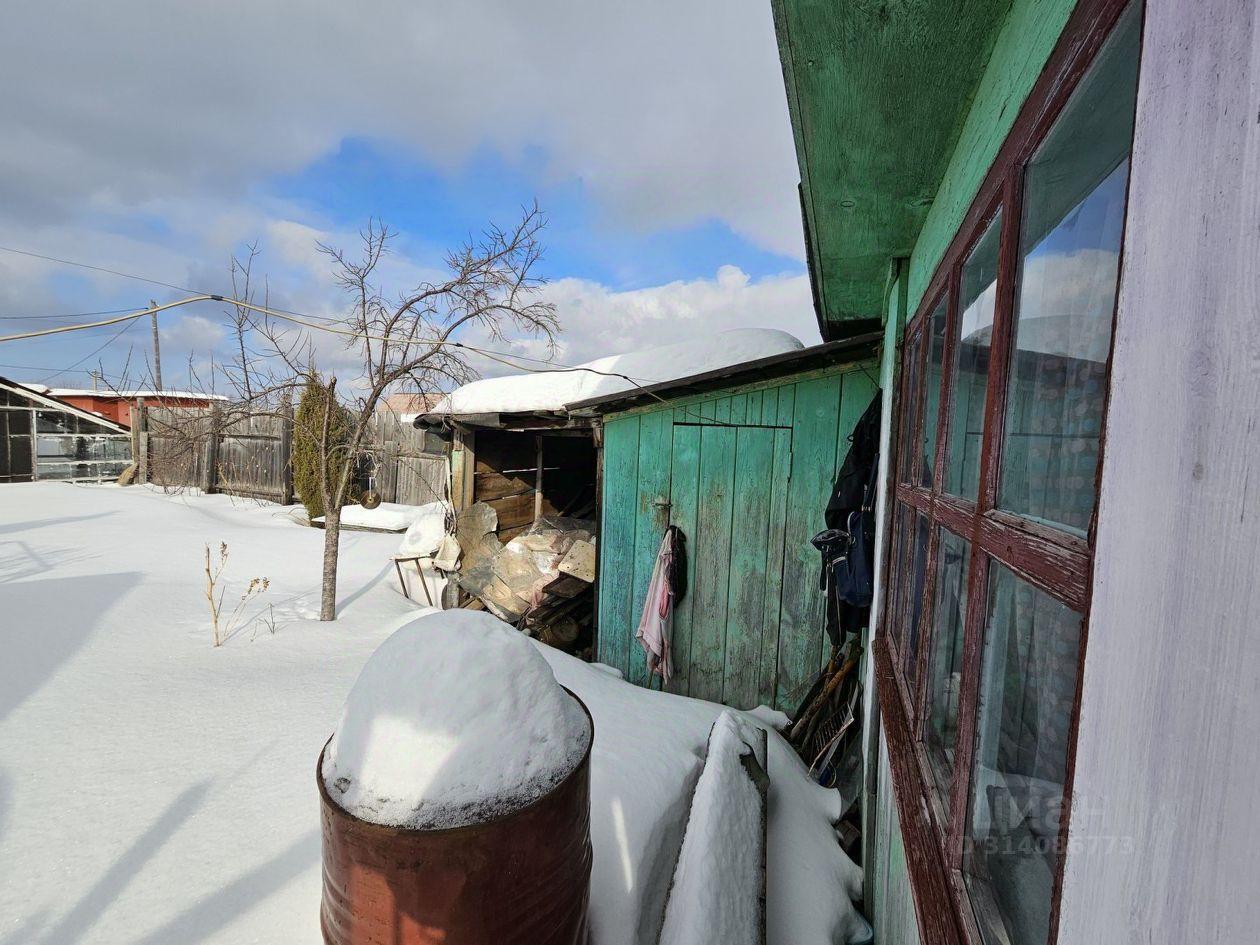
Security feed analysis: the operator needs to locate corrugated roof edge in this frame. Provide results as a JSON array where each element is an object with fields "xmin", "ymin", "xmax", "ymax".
[
  {"xmin": 564, "ymin": 325, "xmax": 882, "ymax": 414},
  {"xmin": 0, "ymin": 376, "xmax": 130, "ymax": 433}
]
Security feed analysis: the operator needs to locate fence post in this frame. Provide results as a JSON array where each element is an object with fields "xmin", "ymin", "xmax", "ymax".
[
  {"xmin": 202, "ymin": 404, "xmax": 220, "ymax": 494},
  {"xmin": 136, "ymin": 398, "xmax": 149, "ymax": 483},
  {"xmin": 128, "ymin": 403, "xmax": 141, "ymax": 477},
  {"xmin": 383, "ymin": 435, "xmax": 399, "ymax": 503},
  {"xmin": 280, "ymin": 400, "xmax": 295, "ymax": 506}
]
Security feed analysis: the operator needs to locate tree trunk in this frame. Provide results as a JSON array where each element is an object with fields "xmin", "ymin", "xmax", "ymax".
[{"xmin": 320, "ymin": 501, "xmax": 341, "ymax": 621}]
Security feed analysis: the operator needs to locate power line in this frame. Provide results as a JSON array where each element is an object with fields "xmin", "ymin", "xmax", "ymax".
[
  {"xmin": 0, "ymin": 363, "xmax": 103, "ymax": 376},
  {"xmin": 0, "ymin": 245, "xmax": 198, "ymax": 295},
  {"xmin": 0, "ymin": 297, "xmax": 218, "ymax": 343},
  {"xmin": 0, "ymin": 244, "xmax": 344, "ymax": 327},
  {"xmin": 45, "ymin": 317, "xmax": 143, "ymax": 383},
  {"xmin": 0, "ymin": 307, "xmax": 139, "ymax": 321},
  {"xmin": 0, "ymin": 245, "xmax": 675, "ymax": 405}
]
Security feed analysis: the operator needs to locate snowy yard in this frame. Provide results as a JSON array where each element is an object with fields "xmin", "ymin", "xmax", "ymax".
[{"xmin": 0, "ymin": 483, "xmax": 866, "ymax": 944}]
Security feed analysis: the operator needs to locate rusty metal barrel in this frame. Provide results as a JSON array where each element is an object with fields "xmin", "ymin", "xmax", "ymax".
[{"xmin": 318, "ymin": 690, "xmax": 593, "ymax": 945}]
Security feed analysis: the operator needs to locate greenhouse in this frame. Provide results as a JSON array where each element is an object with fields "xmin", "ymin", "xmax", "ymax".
[{"xmin": 0, "ymin": 377, "xmax": 132, "ymax": 484}]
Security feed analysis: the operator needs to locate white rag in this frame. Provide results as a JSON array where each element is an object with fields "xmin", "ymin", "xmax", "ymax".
[{"xmin": 635, "ymin": 530, "xmax": 676, "ymax": 682}]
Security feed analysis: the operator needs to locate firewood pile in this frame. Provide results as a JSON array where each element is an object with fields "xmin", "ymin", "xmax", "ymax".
[{"xmin": 453, "ymin": 502, "xmax": 596, "ymax": 655}]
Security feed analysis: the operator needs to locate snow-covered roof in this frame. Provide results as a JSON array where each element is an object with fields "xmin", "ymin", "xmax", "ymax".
[
  {"xmin": 0, "ymin": 377, "xmax": 129, "ymax": 432},
  {"xmin": 432, "ymin": 328, "xmax": 805, "ymax": 416},
  {"xmin": 40, "ymin": 386, "xmax": 228, "ymax": 401}
]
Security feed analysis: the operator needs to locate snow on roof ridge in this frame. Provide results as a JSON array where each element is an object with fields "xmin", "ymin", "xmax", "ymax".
[
  {"xmin": 433, "ymin": 327, "xmax": 805, "ymax": 416},
  {"xmin": 46, "ymin": 387, "xmax": 229, "ymax": 400}
]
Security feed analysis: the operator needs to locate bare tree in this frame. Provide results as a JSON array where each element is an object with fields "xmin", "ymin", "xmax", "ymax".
[
  {"xmin": 237, "ymin": 204, "xmax": 557, "ymax": 620},
  {"xmin": 225, "ymin": 241, "xmax": 266, "ymax": 400}
]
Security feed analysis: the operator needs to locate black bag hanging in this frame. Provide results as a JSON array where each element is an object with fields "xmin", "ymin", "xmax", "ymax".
[
  {"xmin": 832, "ymin": 472, "xmax": 877, "ymax": 609},
  {"xmin": 812, "ymin": 393, "xmax": 881, "ymax": 645},
  {"xmin": 825, "ymin": 394, "xmax": 881, "ymax": 530}
]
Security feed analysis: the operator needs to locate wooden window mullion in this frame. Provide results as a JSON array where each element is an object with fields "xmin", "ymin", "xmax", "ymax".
[
  {"xmin": 975, "ymin": 514, "xmax": 1090, "ymax": 612},
  {"xmin": 911, "ymin": 522, "xmax": 942, "ymax": 729},
  {"xmin": 892, "ymin": 336, "xmax": 915, "ymax": 487},
  {"xmin": 896, "ymin": 482, "xmax": 932, "ymax": 515},
  {"xmin": 906, "ymin": 324, "xmax": 929, "ymax": 486},
  {"xmin": 934, "ymin": 493, "xmax": 978, "ymax": 538},
  {"xmin": 932, "ymin": 269, "xmax": 962, "ymax": 497},
  {"xmin": 946, "ymin": 547, "xmax": 990, "ymax": 865},
  {"xmin": 977, "ymin": 171, "xmax": 1023, "ymax": 515},
  {"xmin": 885, "ymin": 500, "xmax": 910, "ymax": 672}
]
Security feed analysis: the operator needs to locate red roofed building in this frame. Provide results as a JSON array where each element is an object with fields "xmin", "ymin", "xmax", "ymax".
[{"xmin": 21, "ymin": 385, "xmax": 227, "ymax": 428}]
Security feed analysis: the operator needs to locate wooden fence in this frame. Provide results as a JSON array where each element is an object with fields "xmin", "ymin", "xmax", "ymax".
[
  {"xmin": 138, "ymin": 402, "xmax": 448, "ymax": 506},
  {"xmin": 363, "ymin": 411, "xmax": 450, "ymax": 506}
]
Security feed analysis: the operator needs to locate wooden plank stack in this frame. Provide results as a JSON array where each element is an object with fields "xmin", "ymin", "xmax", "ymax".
[{"xmin": 452, "ymin": 504, "xmax": 597, "ymax": 655}]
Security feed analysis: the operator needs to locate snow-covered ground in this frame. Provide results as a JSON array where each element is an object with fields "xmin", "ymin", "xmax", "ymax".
[{"xmin": 0, "ymin": 483, "xmax": 867, "ymax": 944}]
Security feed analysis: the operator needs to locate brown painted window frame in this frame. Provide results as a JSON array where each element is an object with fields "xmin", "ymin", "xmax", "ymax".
[{"xmin": 873, "ymin": 1, "xmax": 1143, "ymax": 944}]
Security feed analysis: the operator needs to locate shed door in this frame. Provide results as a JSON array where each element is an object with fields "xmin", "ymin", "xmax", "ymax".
[{"xmin": 668, "ymin": 421, "xmax": 792, "ymax": 707}]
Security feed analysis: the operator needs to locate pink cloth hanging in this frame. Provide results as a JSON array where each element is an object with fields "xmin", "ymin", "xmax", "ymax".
[{"xmin": 636, "ymin": 529, "xmax": 678, "ymax": 683}]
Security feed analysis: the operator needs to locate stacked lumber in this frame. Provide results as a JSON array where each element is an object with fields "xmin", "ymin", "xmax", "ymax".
[{"xmin": 453, "ymin": 505, "xmax": 596, "ymax": 653}]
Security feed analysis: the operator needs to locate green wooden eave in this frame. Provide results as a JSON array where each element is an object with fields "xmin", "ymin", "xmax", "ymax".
[
  {"xmin": 772, "ymin": 0, "xmax": 1015, "ymax": 337},
  {"xmin": 565, "ymin": 330, "xmax": 881, "ymax": 416}
]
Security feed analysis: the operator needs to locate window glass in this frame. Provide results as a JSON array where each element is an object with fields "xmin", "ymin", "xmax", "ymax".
[
  {"xmin": 900, "ymin": 512, "xmax": 931, "ymax": 684},
  {"xmin": 964, "ymin": 562, "xmax": 1082, "ymax": 945},
  {"xmin": 889, "ymin": 504, "xmax": 911, "ymax": 653},
  {"xmin": 925, "ymin": 528, "xmax": 971, "ymax": 801},
  {"xmin": 920, "ymin": 296, "xmax": 948, "ymax": 488},
  {"xmin": 885, "ymin": 504, "xmax": 903, "ymax": 644},
  {"xmin": 998, "ymin": 4, "xmax": 1142, "ymax": 536},
  {"xmin": 36, "ymin": 410, "xmax": 72, "ymax": 434},
  {"xmin": 945, "ymin": 214, "xmax": 1001, "ymax": 500},
  {"xmin": 899, "ymin": 331, "xmax": 923, "ymax": 484}
]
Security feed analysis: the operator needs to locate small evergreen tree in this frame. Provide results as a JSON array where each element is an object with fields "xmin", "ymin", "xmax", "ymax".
[{"xmin": 293, "ymin": 377, "xmax": 356, "ymax": 520}]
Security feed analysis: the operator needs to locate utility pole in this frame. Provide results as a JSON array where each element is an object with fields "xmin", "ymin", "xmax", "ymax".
[{"xmin": 150, "ymin": 298, "xmax": 163, "ymax": 391}]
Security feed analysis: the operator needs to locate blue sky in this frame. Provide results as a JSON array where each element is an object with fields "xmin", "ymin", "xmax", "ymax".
[
  {"xmin": 0, "ymin": 0, "xmax": 819, "ymax": 393},
  {"xmin": 270, "ymin": 138, "xmax": 802, "ymax": 290}
]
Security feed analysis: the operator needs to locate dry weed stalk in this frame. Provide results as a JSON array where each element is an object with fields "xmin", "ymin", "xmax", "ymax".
[{"xmin": 204, "ymin": 541, "xmax": 270, "ymax": 646}]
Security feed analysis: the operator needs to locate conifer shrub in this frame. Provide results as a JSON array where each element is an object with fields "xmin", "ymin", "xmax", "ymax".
[{"xmin": 293, "ymin": 378, "xmax": 360, "ymax": 520}]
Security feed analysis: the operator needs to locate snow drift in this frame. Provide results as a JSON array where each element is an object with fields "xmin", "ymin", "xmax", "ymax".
[
  {"xmin": 536, "ymin": 646, "xmax": 871, "ymax": 945},
  {"xmin": 659, "ymin": 710, "xmax": 767, "ymax": 945}
]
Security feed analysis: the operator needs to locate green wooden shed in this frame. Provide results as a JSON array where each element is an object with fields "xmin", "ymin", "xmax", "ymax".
[{"xmin": 569, "ymin": 333, "xmax": 881, "ymax": 712}]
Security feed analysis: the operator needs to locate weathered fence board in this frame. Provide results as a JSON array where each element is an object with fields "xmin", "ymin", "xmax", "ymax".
[{"xmin": 143, "ymin": 405, "xmax": 446, "ymax": 507}]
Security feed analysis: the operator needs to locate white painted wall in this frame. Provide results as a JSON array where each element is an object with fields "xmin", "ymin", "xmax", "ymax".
[{"xmin": 1058, "ymin": 2, "xmax": 1260, "ymax": 942}]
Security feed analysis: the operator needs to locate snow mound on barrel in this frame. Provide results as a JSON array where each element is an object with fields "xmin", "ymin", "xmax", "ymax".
[{"xmin": 321, "ymin": 610, "xmax": 590, "ymax": 829}]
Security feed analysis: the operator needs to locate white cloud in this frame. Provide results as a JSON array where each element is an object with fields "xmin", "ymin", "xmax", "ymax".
[
  {"xmin": 0, "ymin": 0, "xmax": 802, "ymax": 256},
  {"xmin": 160, "ymin": 314, "xmax": 225, "ymax": 351},
  {"xmin": 265, "ymin": 220, "xmax": 332, "ymax": 273},
  {"xmin": 460, "ymin": 265, "xmax": 819, "ymax": 374}
]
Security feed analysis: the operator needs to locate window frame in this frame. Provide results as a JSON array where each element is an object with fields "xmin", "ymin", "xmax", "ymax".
[{"xmin": 875, "ymin": 2, "xmax": 1144, "ymax": 944}]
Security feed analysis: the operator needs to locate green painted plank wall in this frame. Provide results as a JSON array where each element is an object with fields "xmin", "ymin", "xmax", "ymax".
[
  {"xmin": 626, "ymin": 410, "xmax": 672, "ymax": 689},
  {"xmin": 723, "ymin": 426, "xmax": 775, "ymax": 709},
  {"xmin": 906, "ymin": 0, "xmax": 1077, "ymax": 315},
  {"xmin": 666, "ymin": 422, "xmax": 702, "ymax": 695},
  {"xmin": 775, "ymin": 373, "xmax": 842, "ymax": 707},
  {"xmin": 596, "ymin": 361, "xmax": 879, "ymax": 710},
  {"xmin": 599, "ymin": 418, "xmax": 640, "ymax": 680}
]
